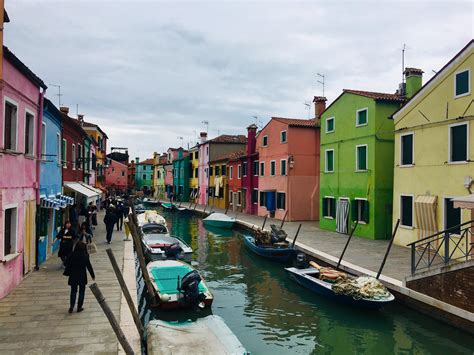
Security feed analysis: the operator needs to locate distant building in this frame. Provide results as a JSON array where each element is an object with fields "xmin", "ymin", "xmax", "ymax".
[
  {"xmin": 153, "ymin": 153, "xmax": 167, "ymax": 200},
  {"xmin": 135, "ymin": 157, "xmax": 154, "ymax": 193},
  {"xmin": 208, "ymin": 154, "xmax": 231, "ymax": 210},
  {"xmin": 227, "ymin": 150, "xmax": 246, "ymax": 212},
  {"xmin": 127, "ymin": 160, "xmax": 136, "ymax": 192},
  {"xmin": 105, "ymin": 159, "xmax": 128, "ymax": 193},
  {"xmin": 188, "ymin": 146, "xmax": 199, "ymax": 201},
  {"xmin": 173, "ymin": 149, "xmax": 190, "ymax": 202},
  {"xmin": 82, "ymin": 120, "xmax": 108, "ymax": 190}
]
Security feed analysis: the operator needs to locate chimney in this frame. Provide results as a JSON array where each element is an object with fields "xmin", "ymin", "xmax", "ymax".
[
  {"xmin": 135, "ymin": 157, "xmax": 139, "ymax": 165},
  {"xmin": 200, "ymin": 132, "xmax": 207, "ymax": 144},
  {"xmin": 246, "ymin": 123, "xmax": 258, "ymax": 155},
  {"xmin": 404, "ymin": 68, "xmax": 423, "ymax": 99},
  {"xmin": 313, "ymin": 96, "xmax": 327, "ymax": 119},
  {"xmin": 60, "ymin": 106, "xmax": 69, "ymax": 114},
  {"xmin": 77, "ymin": 114, "xmax": 84, "ymax": 124}
]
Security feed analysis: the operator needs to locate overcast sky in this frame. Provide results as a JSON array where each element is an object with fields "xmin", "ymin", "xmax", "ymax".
[{"xmin": 5, "ymin": 0, "xmax": 473, "ymax": 159}]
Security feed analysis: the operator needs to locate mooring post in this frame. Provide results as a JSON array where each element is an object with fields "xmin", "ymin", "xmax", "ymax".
[
  {"xmin": 203, "ymin": 203, "xmax": 207, "ymax": 214},
  {"xmin": 336, "ymin": 221, "xmax": 359, "ymax": 269},
  {"xmin": 106, "ymin": 248, "xmax": 145, "ymax": 341},
  {"xmin": 89, "ymin": 283, "xmax": 135, "ymax": 355},
  {"xmin": 193, "ymin": 202, "xmax": 198, "ymax": 211},
  {"xmin": 291, "ymin": 223, "xmax": 302, "ymax": 248},
  {"xmin": 376, "ymin": 219, "xmax": 400, "ymax": 279},
  {"xmin": 225, "ymin": 203, "xmax": 230, "ymax": 215},
  {"xmin": 261, "ymin": 215, "xmax": 268, "ymax": 230},
  {"xmin": 280, "ymin": 211, "xmax": 288, "ymax": 229}
]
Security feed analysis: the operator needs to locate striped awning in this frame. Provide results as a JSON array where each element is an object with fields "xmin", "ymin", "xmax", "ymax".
[
  {"xmin": 40, "ymin": 194, "xmax": 73, "ymax": 210},
  {"xmin": 414, "ymin": 195, "xmax": 438, "ymax": 239}
]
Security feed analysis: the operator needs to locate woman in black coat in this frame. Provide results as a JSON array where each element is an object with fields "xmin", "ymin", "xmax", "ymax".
[
  {"xmin": 56, "ymin": 221, "xmax": 76, "ymax": 264},
  {"xmin": 104, "ymin": 207, "xmax": 118, "ymax": 244},
  {"xmin": 65, "ymin": 242, "xmax": 95, "ymax": 313}
]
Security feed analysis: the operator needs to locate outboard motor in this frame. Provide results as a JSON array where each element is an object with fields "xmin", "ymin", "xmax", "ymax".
[
  {"xmin": 270, "ymin": 224, "xmax": 288, "ymax": 244},
  {"xmin": 294, "ymin": 252, "xmax": 309, "ymax": 269},
  {"xmin": 164, "ymin": 243, "xmax": 183, "ymax": 259},
  {"xmin": 178, "ymin": 270, "xmax": 206, "ymax": 308}
]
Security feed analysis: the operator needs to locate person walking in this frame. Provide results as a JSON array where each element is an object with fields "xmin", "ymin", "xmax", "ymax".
[
  {"xmin": 69, "ymin": 204, "xmax": 79, "ymax": 234},
  {"xmin": 56, "ymin": 221, "xmax": 76, "ymax": 265},
  {"xmin": 115, "ymin": 203, "xmax": 124, "ymax": 231},
  {"xmin": 104, "ymin": 207, "xmax": 118, "ymax": 244},
  {"xmin": 77, "ymin": 222, "xmax": 93, "ymax": 244},
  {"xmin": 64, "ymin": 242, "xmax": 95, "ymax": 313}
]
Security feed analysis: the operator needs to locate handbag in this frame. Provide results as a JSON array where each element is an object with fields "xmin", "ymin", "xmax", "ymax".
[{"xmin": 87, "ymin": 242, "xmax": 98, "ymax": 254}]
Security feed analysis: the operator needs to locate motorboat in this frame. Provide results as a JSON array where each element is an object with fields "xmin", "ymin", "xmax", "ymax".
[{"xmin": 202, "ymin": 213, "xmax": 235, "ymax": 229}]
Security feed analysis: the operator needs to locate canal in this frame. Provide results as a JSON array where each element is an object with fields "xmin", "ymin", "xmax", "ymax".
[{"xmin": 137, "ymin": 209, "xmax": 474, "ymax": 354}]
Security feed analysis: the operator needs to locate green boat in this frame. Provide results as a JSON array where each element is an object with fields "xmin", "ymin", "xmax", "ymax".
[{"xmin": 203, "ymin": 212, "xmax": 235, "ymax": 229}]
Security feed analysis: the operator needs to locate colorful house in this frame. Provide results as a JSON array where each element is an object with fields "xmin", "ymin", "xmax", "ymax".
[
  {"xmin": 172, "ymin": 150, "xmax": 191, "ymax": 202},
  {"xmin": 392, "ymin": 41, "xmax": 474, "ymax": 249},
  {"xmin": 128, "ymin": 160, "xmax": 136, "ymax": 192},
  {"xmin": 189, "ymin": 146, "xmax": 199, "ymax": 201},
  {"xmin": 319, "ymin": 87, "xmax": 407, "ymax": 239},
  {"xmin": 208, "ymin": 155, "xmax": 230, "ymax": 210},
  {"xmin": 164, "ymin": 163, "xmax": 174, "ymax": 199},
  {"xmin": 227, "ymin": 150, "xmax": 246, "ymax": 212},
  {"xmin": 197, "ymin": 133, "xmax": 247, "ymax": 205},
  {"xmin": 153, "ymin": 153, "xmax": 167, "ymax": 200},
  {"xmin": 105, "ymin": 159, "xmax": 128, "ymax": 193},
  {"xmin": 134, "ymin": 157, "xmax": 154, "ymax": 193},
  {"xmin": 0, "ymin": 45, "xmax": 47, "ymax": 299},
  {"xmin": 82, "ymin": 120, "xmax": 108, "ymax": 189},
  {"xmin": 257, "ymin": 104, "xmax": 323, "ymax": 221},
  {"xmin": 241, "ymin": 124, "xmax": 259, "ymax": 215}
]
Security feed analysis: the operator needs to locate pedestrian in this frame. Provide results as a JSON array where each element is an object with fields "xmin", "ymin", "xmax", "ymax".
[
  {"xmin": 77, "ymin": 222, "xmax": 93, "ymax": 244},
  {"xmin": 103, "ymin": 207, "xmax": 118, "ymax": 244},
  {"xmin": 88, "ymin": 202, "xmax": 98, "ymax": 228},
  {"xmin": 69, "ymin": 204, "xmax": 79, "ymax": 234},
  {"xmin": 64, "ymin": 241, "xmax": 95, "ymax": 313},
  {"xmin": 56, "ymin": 221, "xmax": 76, "ymax": 265},
  {"xmin": 115, "ymin": 203, "xmax": 124, "ymax": 231}
]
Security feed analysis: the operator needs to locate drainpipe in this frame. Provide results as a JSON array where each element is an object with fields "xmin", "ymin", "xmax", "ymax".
[{"xmin": 35, "ymin": 89, "xmax": 45, "ymax": 270}]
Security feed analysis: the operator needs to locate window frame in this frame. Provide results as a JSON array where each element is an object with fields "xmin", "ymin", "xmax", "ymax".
[
  {"xmin": 356, "ymin": 107, "xmax": 369, "ymax": 127},
  {"xmin": 242, "ymin": 162, "xmax": 248, "ymax": 177},
  {"xmin": 400, "ymin": 194, "xmax": 414, "ymax": 229},
  {"xmin": 322, "ymin": 196, "xmax": 336, "ymax": 219},
  {"xmin": 40, "ymin": 121, "xmax": 47, "ymax": 160},
  {"xmin": 448, "ymin": 122, "xmax": 469, "ymax": 164},
  {"xmin": 237, "ymin": 190, "xmax": 242, "ymax": 206},
  {"xmin": 400, "ymin": 132, "xmax": 414, "ymax": 167},
  {"xmin": 62, "ymin": 138, "xmax": 67, "ymax": 168},
  {"xmin": 355, "ymin": 144, "xmax": 368, "ymax": 172},
  {"xmin": 252, "ymin": 188, "xmax": 258, "ymax": 204},
  {"xmin": 3, "ymin": 97, "xmax": 19, "ymax": 152},
  {"xmin": 253, "ymin": 160, "xmax": 259, "ymax": 176},
  {"xmin": 56, "ymin": 133, "xmax": 61, "ymax": 165},
  {"xmin": 24, "ymin": 109, "xmax": 35, "ymax": 156},
  {"xmin": 454, "ymin": 68, "xmax": 470, "ymax": 98},
  {"xmin": 326, "ymin": 117, "xmax": 335, "ymax": 133},
  {"xmin": 237, "ymin": 164, "xmax": 241, "ymax": 179},
  {"xmin": 2, "ymin": 204, "xmax": 19, "ymax": 260},
  {"xmin": 229, "ymin": 166, "xmax": 234, "ymax": 179},
  {"xmin": 354, "ymin": 198, "xmax": 369, "ymax": 224},
  {"xmin": 443, "ymin": 196, "xmax": 462, "ymax": 235},
  {"xmin": 276, "ymin": 191, "xmax": 286, "ymax": 210},
  {"xmin": 270, "ymin": 160, "xmax": 276, "ymax": 176},
  {"xmin": 280, "ymin": 159, "xmax": 287, "ymax": 176},
  {"xmin": 72, "ymin": 144, "xmax": 76, "ymax": 170},
  {"xmin": 262, "ymin": 135, "xmax": 268, "ymax": 147},
  {"xmin": 77, "ymin": 143, "xmax": 82, "ymax": 170},
  {"xmin": 325, "ymin": 149, "xmax": 334, "ymax": 173},
  {"xmin": 260, "ymin": 161, "xmax": 265, "ymax": 176},
  {"xmin": 280, "ymin": 130, "xmax": 287, "ymax": 143}
]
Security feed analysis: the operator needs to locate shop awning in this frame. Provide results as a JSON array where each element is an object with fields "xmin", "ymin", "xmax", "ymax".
[
  {"xmin": 452, "ymin": 194, "xmax": 474, "ymax": 209},
  {"xmin": 64, "ymin": 182, "xmax": 99, "ymax": 203},
  {"xmin": 78, "ymin": 183, "xmax": 104, "ymax": 197},
  {"xmin": 414, "ymin": 195, "xmax": 438, "ymax": 239},
  {"xmin": 40, "ymin": 194, "xmax": 74, "ymax": 210}
]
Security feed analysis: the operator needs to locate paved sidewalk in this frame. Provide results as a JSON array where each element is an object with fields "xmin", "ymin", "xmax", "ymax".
[
  {"xmin": 180, "ymin": 201, "xmax": 412, "ymax": 281},
  {"xmin": 0, "ymin": 212, "xmax": 131, "ymax": 354}
]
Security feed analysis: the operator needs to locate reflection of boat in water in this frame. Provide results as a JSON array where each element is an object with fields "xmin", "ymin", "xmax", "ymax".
[
  {"xmin": 203, "ymin": 213, "xmax": 235, "ymax": 229},
  {"xmin": 204, "ymin": 224, "xmax": 234, "ymax": 237},
  {"xmin": 137, "ymin": 210, "xmax": 167, "ymax": 227},
  {"xmin": 243, "ymin": 235, "xmax": 295, "ymax": 262},
  {"xmin": 147, "ymin": 259, "xmax": 213, "ymax": 310},
  {"xmin": 147, "ymin": 315, "xmax": 247, "ymax": 354}
]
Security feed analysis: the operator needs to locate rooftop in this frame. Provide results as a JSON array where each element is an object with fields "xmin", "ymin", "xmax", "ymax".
[
  {"xmin": 3, "ymin": 46, "xmax": 47, "ymax": 90},
  {"xmin": 343, "ymin": 89, "xmax": 407, "ymax": 102},
  {"xmin": 82, "ymin": 121, "xmax": 109, "ymax": 139},
  {"xmin": 138, "ymin": 158, "xmax": 154, "ymax": 165},
  {"xmin": 272, "ymin": 117, "xmax": 319, "ymax": 128},
  {"xmin": 209, "ymin": 134, "xmax": 247, "ymax": 144}
]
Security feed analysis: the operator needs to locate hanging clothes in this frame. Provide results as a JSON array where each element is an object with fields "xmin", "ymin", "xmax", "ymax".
[
  {"xmin": 214, "ymin": 176, "xmax": 220, "ymax": 197},
  {"xmin": 336, "ymin": 199, "xmax": 349, "ymax": 234}
]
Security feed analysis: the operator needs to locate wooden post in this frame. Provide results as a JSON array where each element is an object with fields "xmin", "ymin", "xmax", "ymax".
[
  {"xmin": 89, "ymin": 283, "xmax": 135, "ymax": 355},
  {"xmin": 193, "ymin": 202, "xmax": 197, "ymax": 211},
  {"xmin": 337, "ymin": 221, "xmax": 359, "ymax": 269},
  {"xmin": 203, "ymin": 203, "xmax": 207, "ymax": 214},
  {"xmin": 280, "ymin": 210, "xmax": 288, "ymax": 229},
  {"xmin": 261, "ymin": 215, "xmax": 268, "ymax": 230},
  {"xmin": 225, "ymin": 203, "xmax": 230, "ymax": 215},
  {"xmin": 376, "ymin": 219, "xmax": 400, "ymax": 279},
  {"xmin": 291, "ymin": 223, "xmax": 302, "ymax": 248},
  {"xmin": 106, "ymin": 248, "xmax": 145, "ymax": 341}
]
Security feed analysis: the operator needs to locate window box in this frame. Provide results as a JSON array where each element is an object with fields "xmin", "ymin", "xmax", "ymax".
[{"xmin": 449, "ymin": 123, "xmax": 468, "ymax": 163}]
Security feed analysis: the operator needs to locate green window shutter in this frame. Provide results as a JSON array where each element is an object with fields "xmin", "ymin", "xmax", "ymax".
[
  {"xmin": 331, "ymin": 198, "xmax": 336, "ymax": 218},
  {"xmin": 357, "ymin": 110, "xmax": 367, "ymax": 125},
  {"xmin": 363, "ymin": 201, "xmax": 370, "ymax": 223},
  {"xmin": 401, "ymin": 134, "xmax": 413, "ymax": 165},
  {"xmin": 322, "ymin": 198, "xmax": 328, "ymax": 216},
  {"xmin": 450, "ymin": 125, "xmax": 467, "ymax": 162},
  {"xmin": 351, "ymin": 200, "xmax": 357, "ymax": 221},
  {"xmin": 326, "ymin": 151, "xmax": 334, "ymax": 172},
  {"xmin": 357, "ymin": 146, "xmax": 367, "ymax": 170},
  {"xmin": 455, "ymin": 70, "xmax": 469, "ymax": 96}
]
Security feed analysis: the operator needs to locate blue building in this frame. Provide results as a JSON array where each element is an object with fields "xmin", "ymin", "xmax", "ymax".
[{"xmin": 37, "ymin": 98, "xmax": 70, "ymax": 264}]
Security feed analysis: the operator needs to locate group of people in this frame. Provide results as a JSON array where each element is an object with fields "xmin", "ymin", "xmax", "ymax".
[{"xmin": 103, "ymin": 198, "xmax": 129, "ymax": 244}]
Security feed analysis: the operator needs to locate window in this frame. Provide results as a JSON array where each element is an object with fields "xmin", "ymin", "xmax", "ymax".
[
  {"xmin": 209, "ymin": 166, "xmax": 214, "ymax": 176},
  {"xmin": 229, "ymin": 166, "xmax": 234, "ymax": 179},
  {"xmin": 276, "ymin": 192, "xmax": 286, "ymax": 210},
  {"xmin": 400, "ymin": 133, "xmax": 414, "ymax": 166},
  {"xmin": 352, "ymin": 199, "xmax": 369, "ymax": 224},
  {"xmin": 3, "ymin": 207, "xmax": 18, "ymax": 258},
  {"xmin": 252, "ymin": 189, "xmax": 258, "ymax": 204},
  {"xmin": 221, "ymin": 165, "xmax": 226, "ymax": 176},
  {"xmin": 143, "ymin": 174, "xmax": 146, "ymax": 180},
  {"xmin": 262, "ymin": 135, "xmax": 268, "ymax": 147},
  {"xmin": 242, "ymin": 162, "xmax": 248, "ymax": 176},
  {"xmin": 206, "ymin": 146, "xmax": 209, "ymax": 156},
  {"xmin": 205, "ymin": 168, "xmax": 208, "ymax": 178},
  {"xmin": 41, "ymin": 122, "xmax": 46, "ymax": 159},
  {"xmin": 215, "ymin": 165, "xmax": 220, "ymax": 176},
  {"xmin": 195, "ymin": 151, "xmax": 199, "ymax": 159},
  {"xmin": 62, "ymin": 139, "xmax": 67, "ymax": 167},
  {"xmin": 326, "ymin": 117, "xmax": 335, "ymax": 133},
  {"xmin": 356, "ymin": 108, "xmax": 368, "ymax": 127},
  {"xmin": 253, "ymin": 161, "xmax": 259, "ymax": 176},
  {"xmin": 325, "ymin": 149, "xmax": 334, "ymax": 172},
  {"xmin": 445, "ymin": 198, "xmax": 461, "ymax": 235},
  {"xmin": 57, "ymin": 133, "xmax": 61, "ymax": 164},
  {"xmin": 322, "ymin": 197, "xmax": 336, "ymax": 218},
  {"xmin": 237, "ymin": 191, "xmax": 242, "ymax": 206},
  {"xmin": 72, "ymin": 144, "xmax": 76, "ymax": 170},
  {"xmin": 455, "ymin": 69, "xmax": 470, "ymax": 97},
  {"xmin": 77, "ymin": 144, "xmax": 82, "ymax": 170},
  {"xmin": 280, "ymin": 130, "xmax": 287, "ymax": 143},
  {"xmin": 24, "ymin": 112, "xmax": 35, "ymax": 155},
  {"xmin": 260, "ymin": 161, "xmax": 265, "ymax": 176},
  {"xmin": 449, "ymin": 123, "xmax": 468, "ymax": 162},
  {"xmin": 400, "ymin": 195, "xmax": 414, "ymax": 228},
  {"xmin": 356, "ymin": 145, "xmax": 368, "ymax": 171},
  {"xmin": 194, "ymin": 168, "xmax": 198, "ymax": 178},
  {"xmin": 229, "ymin": 191, "xmax": 233, "ymax": 204},
  {"xmin": 4, "ymin": 99, "xmax": 18, "ymax": 151},
  {"xmin": 270, "ymin": 161, "xmax": 276, "ymax": 176},
  {"xmin": 259, "ymin": 191, "xmax": 266, "ymax": 207},
  {"xmin": 280, "ymin": 159, "xmax": 287, "ymax": 176},
  {"xmin": 238, "ymin": 165, "xmax": 241, "ymax": 179}
]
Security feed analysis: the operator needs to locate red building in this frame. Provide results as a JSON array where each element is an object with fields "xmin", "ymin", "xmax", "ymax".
[
  {"xmin": 60, "ymin": 107, "xmax": 87, "ymax": 183},
  {"xmin": 128, "ymin": 160, "xmax": 136, "ymax": 191},
  {"xmin": 227, "ymin": 151, "xmax": 245, "ymax": 212},
  {"xmin": 105, "ymin": 159, "xmax": 128, "ymax": 193},
  {"xmin": 241, "ymin": 124, "xmax": 259, "ymax": 215}
]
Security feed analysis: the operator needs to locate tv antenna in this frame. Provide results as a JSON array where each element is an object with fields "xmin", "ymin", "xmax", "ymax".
[
  {"xmin": 317, "ymin": 73, "xmax": 325, "ymax": 97},
  {"xmin": 303, "ymin": 101, "xmax": 311, "ymax": 119},
  {"xmin": 49, "ymin": 84, "xmax": 62, "ymax": 107},
  {"xmin": 253, "ymin": 115, "xmax": 263, "ymax": 130},
  {"xmin": 202, "ymin": 120, "xmax": 209, "ymax": 133},
  {"xmin": 402, "ymin": 43, "xmax": 407, "ymax": 83}
]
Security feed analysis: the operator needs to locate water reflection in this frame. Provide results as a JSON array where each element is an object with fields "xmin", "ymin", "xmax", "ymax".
[{"xmin": 136, "ymin": 208, "xmax": 474, "ymax": 354}]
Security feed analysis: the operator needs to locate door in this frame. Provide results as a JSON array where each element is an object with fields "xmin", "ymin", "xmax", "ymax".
[
  {"xmin": 23, "ymin": 200, "xmax": 36, "ymax": 274},
  {"xmin": 336, "ymin": 198, "xmax": 350, "ymax": 234},
  {"xmin": 233, "ymin": 193, "xmax": 238, "ymax": 212}
]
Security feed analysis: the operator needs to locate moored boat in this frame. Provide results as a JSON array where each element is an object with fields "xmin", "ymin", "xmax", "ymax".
[
  {"xmin": 137, "ymin": 210, "xmax": 167, "ymax": 227},
  {"xmin": 142, "ymin": 233, "xmax": 193, "ymax": 262},
  {"xmin": 142, "ymin": 197, "xmax": 161, "ymax": 207},
  {"xmin": 161, "ymin": 202, "xmax": 175, "ymax": 210},
  {"xmin": 147, "ymin": 260, "xmax": 213, "ymax": 310},
  {"xmin": 243, "ymin": 235, "xmax": 295, "ymax": 262},
  {"xmin": 203, "ymin": 212, "xmax": 235, "ymax": 229}
]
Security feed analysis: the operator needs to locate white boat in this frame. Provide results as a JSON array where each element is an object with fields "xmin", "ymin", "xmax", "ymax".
[
  {"xmin": 142, "ymin": 233, "xmax": 193, "ymax": 262},
  {"xmin": 137, "ymin": 210, "xmax": 167, "ymax": 227},
  {"xmin": 203, "ymin": 212, "xmax": 235, "ymax": 229}
]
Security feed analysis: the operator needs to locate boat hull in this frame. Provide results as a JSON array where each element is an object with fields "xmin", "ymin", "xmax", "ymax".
[
  {"xmin": 203, "ymin": 219, "xmax": 235, "ymax": 229},
  {"xmin": 243, "ymin": 235, "xmax": 295, "ymax": 262}
]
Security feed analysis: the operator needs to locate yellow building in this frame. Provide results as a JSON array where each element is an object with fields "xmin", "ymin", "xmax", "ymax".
[
  {"xmin": 83, "ymin": 122, "xmax": 108, "ymax": 189},
  {"xmin": 208, "ymin": 157, "xmax": 229, "ymax": 210},
  {"xmin": 392, "ymin": 41, "xmax": 473, "ymax": 253},
  {"xmin": 189, "ymin": 145, "xmax": 199, "ymax": 201},
  {"xmin": 153, "ymin": 153, "xmax": 167, "ymax": 199}
]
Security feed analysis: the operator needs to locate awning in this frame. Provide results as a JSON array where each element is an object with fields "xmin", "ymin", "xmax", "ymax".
[
  {"xmin": 64, "ymin": 182, "xmax": 99, "ymax": 203},
  {"xmin": 78, "ymin": 182, "xmax": 104, "ymax": 197},
  {"xmin": 40, "ymin": 194, "xmax": 74, "ymax": 210},
  {"xmin": 414, "ymin": 195, "xmax": 438, "ymax": 239},
  {"xmin": 452, "ymin": 194, "xmax": 474, "ymax": 209}
]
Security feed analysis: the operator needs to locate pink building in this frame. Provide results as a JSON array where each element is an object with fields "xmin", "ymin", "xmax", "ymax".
[
  {"xmin": 0, "ymin": 46, "xmax": 47, "ymax": 299},
  {"xmin": 257, "ymin": 103, "xmax": 324, "ymax": 221},
  {"xmin": 105, "ymin": 159, "xmax": 128, "ymax": 193}
]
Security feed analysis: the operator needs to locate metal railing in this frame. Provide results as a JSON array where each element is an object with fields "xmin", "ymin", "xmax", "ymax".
[{"xmin": 407, "ymin": 220, "xmax": 474, "ymax": 274}]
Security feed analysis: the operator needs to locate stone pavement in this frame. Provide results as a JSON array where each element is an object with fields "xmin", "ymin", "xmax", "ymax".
[
  {"xmin": 0, "ymin": 211, "xmax": 134, "ymax": 354},
  {"xmin": 182, "ymin": 201, "xmax": 412, "ymax": 281}
]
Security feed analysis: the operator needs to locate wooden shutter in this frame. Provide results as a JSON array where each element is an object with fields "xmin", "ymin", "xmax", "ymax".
[
  {"xmin": 351, "ymin": 200, "xmax": 357, "ymax": 221},
  {"xmin": 363, "ymin": 201, "xmax": 370, "ymax": 223}
]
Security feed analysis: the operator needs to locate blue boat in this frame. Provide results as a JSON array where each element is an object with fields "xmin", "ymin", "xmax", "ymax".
[
  {"xmin": 285, "ymin": 267, "xmax": 395, "ymax": 310},
  {"xmin": 243, "ymin": 235, "xmax": 295, "ymax": 262},
  {"xmin": 162, "ymin": 202, "xmax": 175, "ymax": 210}
]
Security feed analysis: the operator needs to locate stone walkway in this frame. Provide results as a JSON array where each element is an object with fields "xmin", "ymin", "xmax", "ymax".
[{"xmin": 0, "ymin": 212, "xmax": 131, "ymax": 354}]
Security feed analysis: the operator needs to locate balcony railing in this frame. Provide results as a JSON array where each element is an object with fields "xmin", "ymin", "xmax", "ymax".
[{"xmin": 407, "ymin": 220, "xmax": 473, "ymax": 274}]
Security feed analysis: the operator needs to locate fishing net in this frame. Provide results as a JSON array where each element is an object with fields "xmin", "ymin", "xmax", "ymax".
[{"xmin": 332, "ymin": 276, "xmax": 391, "ymax": 300}]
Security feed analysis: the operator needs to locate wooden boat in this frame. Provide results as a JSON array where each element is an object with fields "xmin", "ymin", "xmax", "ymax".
[
  {"xmin": 161, "ymin": 202, "xmax": 175, "ymax": 210},
  {"xmin": 137, "ymin": 210, "xmax": 167, "ymax": 227},
  {"xmin": 285, "ymin": 267, "xmax": 395, "ymax": 309},
  {"xmin": 147, "ymin": 260, "xmax": 213, "ymax": 310},
  {"xmin": 142, "ymin": 197, "xmax": 161, "ymax": 207},
  {"xmin": 243, "ymin": 235, "xmax": 295, "ymax": 262},
  {"xmin": 203, "ymin": 213, "xmax": 235, "ymax": 229},
  {"xmin": 142, "ymin": 233, "xmax": 193, "ymax": 262}
]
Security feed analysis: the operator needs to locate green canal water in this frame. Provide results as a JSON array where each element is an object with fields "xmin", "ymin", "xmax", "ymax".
[{"xmin": 137, "ymin": 210, "xmax": 474, "ymax": 354}]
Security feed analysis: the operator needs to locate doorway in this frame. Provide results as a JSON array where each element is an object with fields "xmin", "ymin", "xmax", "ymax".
[{"xmin": 336, "ymin": 198, "xmax": 350, "ymax": 234}]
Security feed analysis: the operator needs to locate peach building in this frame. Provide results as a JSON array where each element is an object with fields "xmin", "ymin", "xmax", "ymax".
[{"xmin": 105, "ymin": 159, "xmax": 128, "ymax": 193}]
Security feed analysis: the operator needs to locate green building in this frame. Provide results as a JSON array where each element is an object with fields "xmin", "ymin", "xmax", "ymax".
[
  {"xmin": 135, "ymin": 157, "xmax": 154, "ymax": 193},
  {"xmin": 319, "ymin": 89, "xmax": 405, "ymax": 240},
  {"xmin": 173, "ymin": 150, "xmax": 191, "ymax": 202}
]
